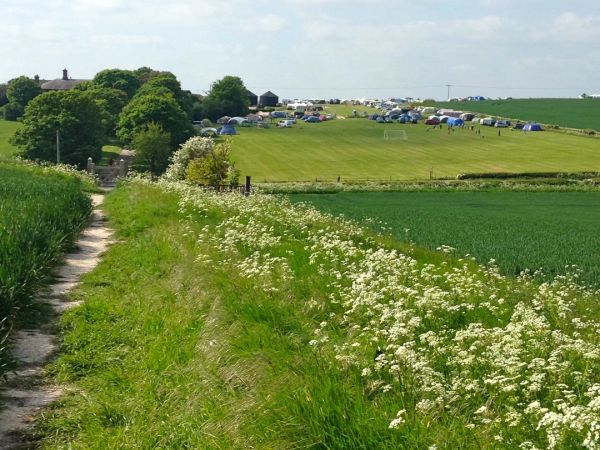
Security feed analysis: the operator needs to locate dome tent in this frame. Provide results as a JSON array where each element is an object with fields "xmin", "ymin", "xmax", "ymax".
[
  {"xmin": 447, "ymin": 117, "xmax": 465, "ymax": 126},
  {"xmin": 219, "ymin": 123, "xmax": 237, "ymax": 135},
  {"xmin": 523, "ymin": 123, "xmax": 543, "ymax": 131}
]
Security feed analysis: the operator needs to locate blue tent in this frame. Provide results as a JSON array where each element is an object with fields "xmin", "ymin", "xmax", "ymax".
[
  {"xmin": 447, "ymin": 117, "xmax": 465, "ymax": 126},
  {"xmin": 219, "ymin": 123, "xmax": 237, "ymax": 135},
  {"xmin": 523, "ymin": 123, "xmax": 543, "ymax": 131}
]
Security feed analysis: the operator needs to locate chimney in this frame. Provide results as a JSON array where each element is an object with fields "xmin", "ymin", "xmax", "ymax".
[
  {"xmin": 34, "ymin": 74, "xmax": 40, "ymax": 83},
  {"xmin": 62, "ymin": 68, "xmax": 68, "ymax": 80}
]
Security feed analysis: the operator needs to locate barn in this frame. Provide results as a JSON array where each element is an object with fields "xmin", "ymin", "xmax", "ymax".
[{"xmin": 259, "ymin": 91, "xmax": 279, "ymax": 107}]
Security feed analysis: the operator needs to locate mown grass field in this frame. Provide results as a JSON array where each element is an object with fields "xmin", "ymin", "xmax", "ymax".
[
  {"xmin": 0, "ymin": 162, "xmax": 92, "ymax": 372},
  {"xmin": 290, "ymin": 191, "xmax": 600, "ymax": 287},
  {"xmin": 423, "ymin": 98, "xmax": 600, "ymax": 131},
  {"xmin": 0, "ymin": 119, "xmax": 21, "ymax": 158},
  {"xmin": 34, "ymin": 180, "xmax": 600, "ymax": 449},
  {"xmin": 230, "ymin": 118, "xmax": 600, "ymax": 182}
]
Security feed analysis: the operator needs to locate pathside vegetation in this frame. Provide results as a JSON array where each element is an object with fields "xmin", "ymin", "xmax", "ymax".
[{"xmin": 35, "ymin": 179, "xmax": 600, "ymax": 449}]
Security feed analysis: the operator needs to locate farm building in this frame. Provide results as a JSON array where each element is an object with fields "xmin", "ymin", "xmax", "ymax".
[
  {"xmin": 41, "ymin": 69, "xmax": 87, "ymax": 91},
  {"xmin": 259, "ymin": 91, "xmax": 279, "ymax": 107},
  {"xmin": 246, "ymin": 90, "xmax": 258, "ymax": 106}
]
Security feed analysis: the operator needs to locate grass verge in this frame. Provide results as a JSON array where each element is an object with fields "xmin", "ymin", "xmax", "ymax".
[{"xmin": 35, "ymin": 180, "xmax": 600, "ymax": 449}]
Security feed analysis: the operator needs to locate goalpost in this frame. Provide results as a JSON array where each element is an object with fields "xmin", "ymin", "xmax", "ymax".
[{"xmin": 383, "ymin": 129, "xmax": 408, "ymax": 140}]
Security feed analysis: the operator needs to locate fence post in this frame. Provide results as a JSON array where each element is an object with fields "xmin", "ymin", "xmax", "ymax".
[
  {"xmin": 87, "ymin": 157, "xmax": 94, "ymax": 174},
  {"xmin": 245, "ymin": 176, "xmax": 251, "ymax": 197}
]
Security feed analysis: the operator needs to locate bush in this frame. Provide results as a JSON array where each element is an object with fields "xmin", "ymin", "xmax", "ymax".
[{"xmin": 3, "ymin": 101, "xmax": 24, "ymax": 121}]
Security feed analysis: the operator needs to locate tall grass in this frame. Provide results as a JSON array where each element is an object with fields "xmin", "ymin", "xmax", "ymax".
[
  {"xmin": 37, "ymin": 179, "xmax": 600, "ymax": 449},
  {"xmin": 0, "ymin": 162, "xmax": 92, "ymax": 371}
]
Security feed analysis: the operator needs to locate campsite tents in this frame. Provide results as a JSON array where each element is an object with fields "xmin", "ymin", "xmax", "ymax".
[
  {"xmin": 447, "ymin": 117, "xmax": 465, "ymax": 126},
  {"xmin": 523, "ymin": 123, "xmax": 543, "ymax": 131},
  {"xmin": 219, "ymin": 123, "xmax": 237, "ymax": 135}
]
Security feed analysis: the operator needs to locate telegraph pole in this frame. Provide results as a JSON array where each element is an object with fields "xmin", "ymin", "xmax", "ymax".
[
  {"xmin": 56, "ymin": 129, "xmax": 60, "ymax": 164},
  {"xmin": 446, "ymin": 84, "xmax": 452, "ymax": 101}
]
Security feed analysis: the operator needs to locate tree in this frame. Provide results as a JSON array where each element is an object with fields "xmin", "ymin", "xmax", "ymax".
[
  {"xmin": 135, "ymin": 74, "xmax": 194, "ymax": 119},
  {"xmin": 202, "ymin": 75, "xmax": 249, "ymax": 121},
  {"xmin": 93, "ymin": 69, "xmax": 141, "ymax": 99},
  {"xmin": 82, "ymin": 87, "xmax": 128, "ymax": 137},
  {"xmin": 184, "ymin": 139, "xmax": 236, "ymax": 185},
  {"xmin": 134, "ymin": 67, "xmax": 174, "ymax": 85},
  {"xmin": 3, "ymin": 102, "xmax": 24, "ymax": 121},
  {"xmin": 11, "ymin": 90, "xmax": 104, "ymax": 167},
  {"xmin": 6, "ymin": 76, "xmax": 42, "ymax": 118},
  {"xmin": 132, "ymin": 122, "xmax": 171, "ymax": 175},
  {"xmin": 0, "ymin": 84, "xmax": 8, "ymax": 107},
  {"xmin": 117, "ymin": 93, "xmax": 195, "ymax": 149}
]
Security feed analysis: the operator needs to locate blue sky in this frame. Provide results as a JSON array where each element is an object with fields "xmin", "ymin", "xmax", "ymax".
[{"xmin": 2, "ymin": 0, "xmax": 599, "ymax": 100}]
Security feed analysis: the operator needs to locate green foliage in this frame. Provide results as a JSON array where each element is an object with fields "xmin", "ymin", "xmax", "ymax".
[
  {"xmin": 185, "ymin": 140, "xmax": 232, "ymax": 185},
  {"xmin": 80, "ymin": 86, "xmax": 128, "ymax": 137},
  {"xmin": 162, "ymin": 136, "xmax": 214, "ymax": 181},
  {"xmin": 11, "ymin": 90, "xmax": 104, "ymax": 167},
  {"xmin": 0, "ymin": 84, "xmax": 8, "ymax": 107},
  {"xmin": 132, "ymin": 122, "xmax": 171, "ymax": 175},
  {"xmin": 133, "ymin": 66, "xmax": 173, "ymax": 85},
  {"xmin": 3, "ymin": 101, "xmax": 24, "ymax": 121},
  {"xmin": 93, "ymin": 69, "xmax": 140, "ymax": 99},
  {"xmin": 6, "ymin": 76, "xmax": 42, "ymax": 110},
  {"xmin": 202, "ymin": 75, "xmax": 249, "ymax": 120},
  {"xmin": 292, "ymin": 191, "xmax": 600, "ymax": 286},
  {"xmin": 0, "ymin": 162, "xmax": 91, "ymax": 372},
  {"xmin": 117, "ymin": 93, "xmax": 194, "ymax": 150},
  {"xmin": 35, "ymin": 181, "xmax": 600, "ymax": 449},
  {"xmin": 135, "ymin": 74, "xmax": 194, "ymax": 119}
]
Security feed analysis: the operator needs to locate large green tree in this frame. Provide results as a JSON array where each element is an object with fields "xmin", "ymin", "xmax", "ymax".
[
  {"xmin": 82, "ymin": 86, "xmax": 128, "ymax": 137},
  {"xmin": 0, "ymin": 84, "xmax": 8, "ymax": 107},
  {"xmin": 135, "ymin": 74, "xmax": 194, "ymax": 118},
  {"xmin": 93, "ymin": 69, "xmax": 140, "ymax": 99},
  {"xmin": 5, "ymin": 76, "xmax": 42, "ymax": 119},
  {"xmin": 117, "ymin": 93, "xmax": 195, "ymax": 149},
  {"xmin": 202, "ymin": 75, "xmax": 249, "ymax": 120},
  {"xmin": 11, "ymin": 90, "xmax": 104, "ymax": 166},
  {"xmin": 132, "ymin": 122, "xmax": 171, "ymax": 175}
]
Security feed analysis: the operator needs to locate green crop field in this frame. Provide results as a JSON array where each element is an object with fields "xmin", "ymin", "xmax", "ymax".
[
  {"xmin": 290, "ymin": 191, "xmax": 600, "ymax": 286},
  {"xmin": 230, "ymin": 118, "xmax": 600, "ymax": 182},
  {"xmin": 0, "ymin": 162, "xmax": 92, "ymax": 371},
  {"xmin": 423, "ymin": 98, "xmax": 600, "ymax": 131},
  {"xmin": 0, "ymin": 119, "xmax": 20, "ymax": 158}
]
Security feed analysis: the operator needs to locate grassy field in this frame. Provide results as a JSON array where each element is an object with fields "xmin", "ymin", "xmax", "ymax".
[
  {"xmin": 0, "ymin": 162, "xmax": 92, "ymax": 372},
  {"xmin": 422, "ymin": 98, "xmax": 600, "ymax": 131},
  {"xmin": 33, "ymin": 180, "xmax": 600, "ymax": 449},
  {"xmin": 230, "ymin": 118, "xmax": 600, "ymax": 182},
  {"xmin": 0, "ymin": 119, "xmax": 20, "ymax": 158},
  {"xmin": 290, "ymin": 191, "xmax": 600, "ymax": 287}
]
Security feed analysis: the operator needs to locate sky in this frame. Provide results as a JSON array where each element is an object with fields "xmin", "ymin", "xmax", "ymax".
[{"xmin": 2, "ymin": 0, "xmax": 600, "ymax": 100}]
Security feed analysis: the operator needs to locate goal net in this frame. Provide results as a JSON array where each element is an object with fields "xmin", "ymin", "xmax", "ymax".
[{"xmin": 383, "ymin": 129, "xmax": 408, "ymax": 140}]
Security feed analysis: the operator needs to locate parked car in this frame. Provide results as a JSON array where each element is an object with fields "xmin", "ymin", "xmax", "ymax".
[
  {"xmin": 271, "ymin": 111, "xmax": 288, "ymax": 119},
  {"xmin": 278, "ymin": 120, "xmax": 295, "ymax": 127},
  {"xmin": 495, "ymin": 120, "xmax": 509, "ymax": 128},
  {"xmin": 304, "ymin": 116, "xmax": 321, "ymax": 123}
]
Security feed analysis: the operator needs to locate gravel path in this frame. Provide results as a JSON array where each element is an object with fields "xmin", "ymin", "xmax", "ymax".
[{"xmin": 0, "ymin": 194, "xmax": 113, "ymax": 449}]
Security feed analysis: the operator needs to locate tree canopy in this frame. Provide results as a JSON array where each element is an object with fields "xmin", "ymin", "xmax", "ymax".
[
  {"xmin": 202, "ymin": 75, "xmax": 249, "ymax": 120},
  {"xmin": 11, "ymin": 90, "xmax": 104, "ymax": 167},
  {"xmin": 117, "ymin": 93, "xmax": 195, "ymax": 149},
  {"xmin": 132, "ymin": 122, "xmax": 171, "ymax": 175},
  {"xmin": 135, "ymin": 74, "xmax": 194, "ymax": 119},
  {"xmin": 5, "ymin": 76, "xmax": 42, "ymax": 119},
  {"xmin": 93, "ymin": 69, "xmax": 141, "ymax": 99}
]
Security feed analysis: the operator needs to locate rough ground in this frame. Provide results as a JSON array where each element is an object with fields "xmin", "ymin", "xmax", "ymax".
[{"xmin": 0, "ymin": 194, "xmax": 113, "ymax": 449}]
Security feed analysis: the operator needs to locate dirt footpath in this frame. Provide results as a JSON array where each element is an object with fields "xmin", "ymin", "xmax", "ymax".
[{"xmin": 0, "ymin": 194, "xmax": 113, "ymax": 449}]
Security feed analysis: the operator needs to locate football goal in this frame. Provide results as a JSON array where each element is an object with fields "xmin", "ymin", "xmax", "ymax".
[{"xmin": 383, "ymin": 129, "xmax": 408, "ymax": 140}]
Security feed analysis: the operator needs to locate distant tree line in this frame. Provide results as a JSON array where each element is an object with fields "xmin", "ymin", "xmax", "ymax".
[{"xmin": 4, "ymin": 68, "xmax": 250, "ymax": 172}]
